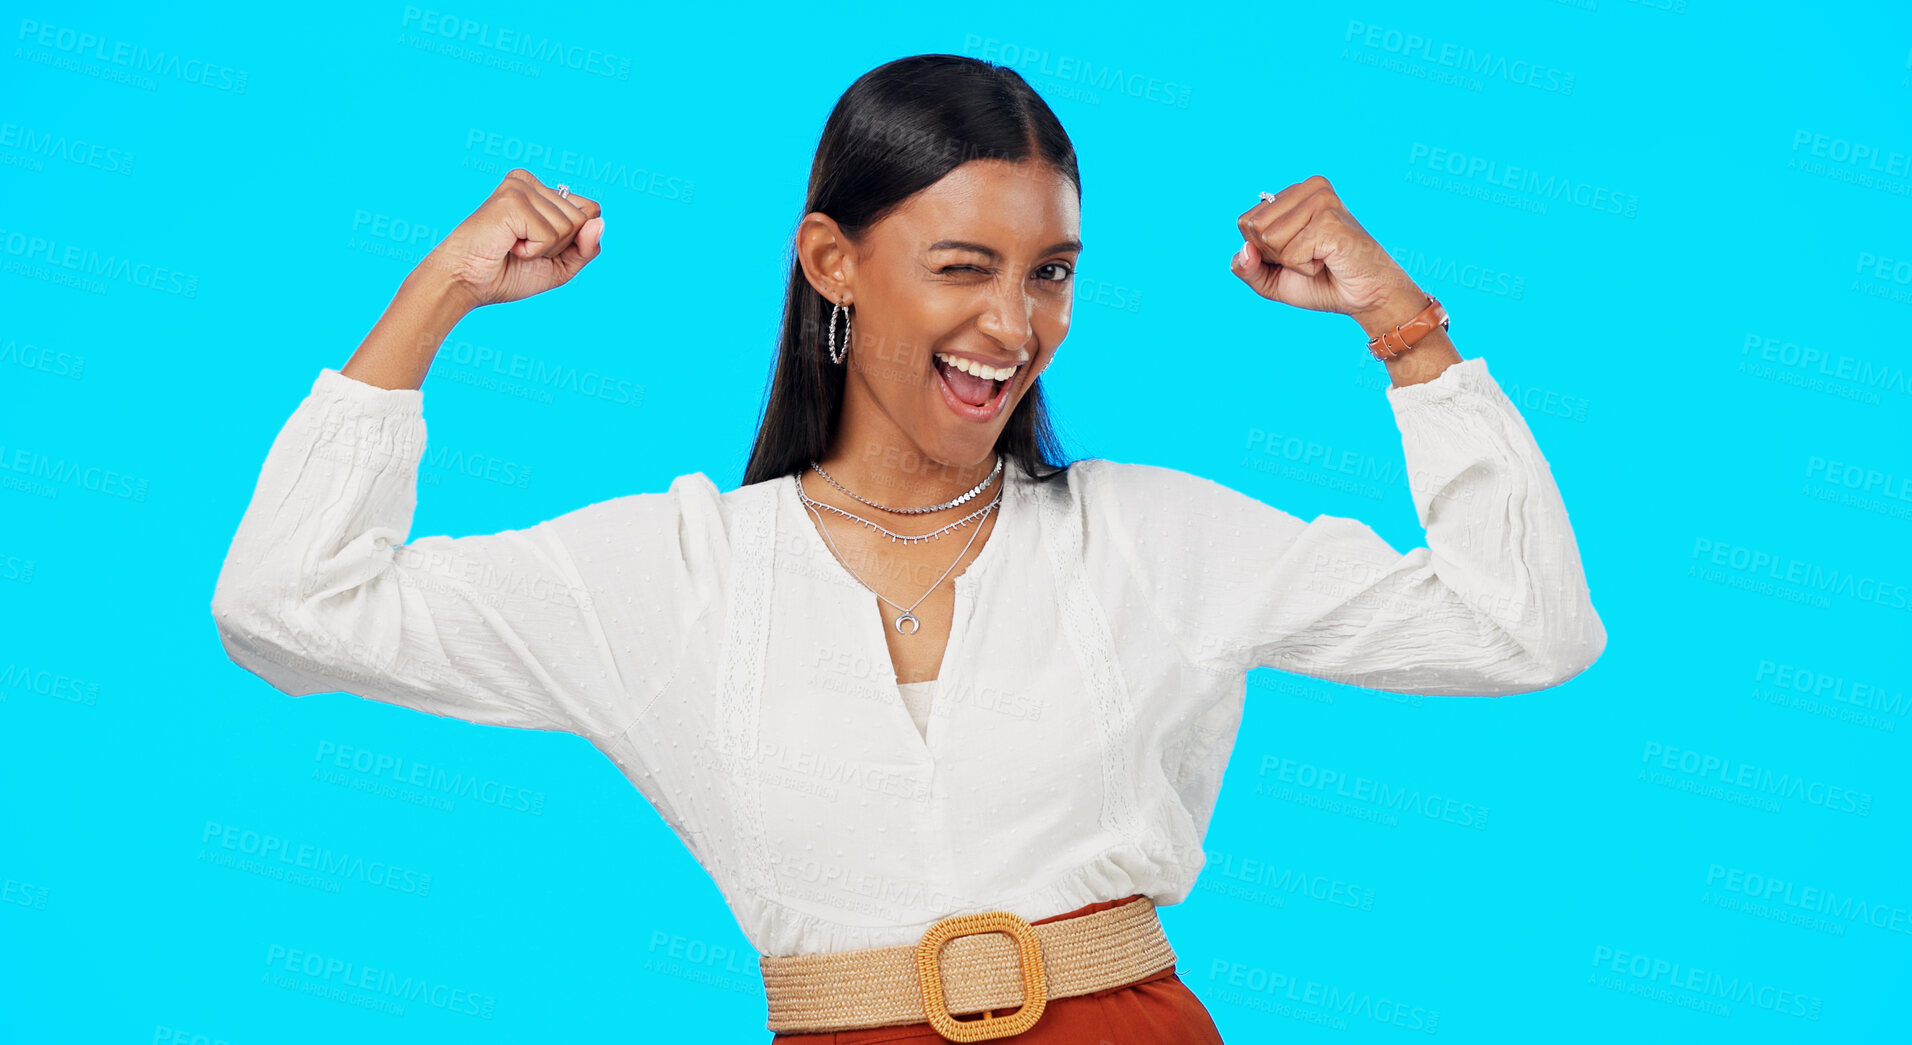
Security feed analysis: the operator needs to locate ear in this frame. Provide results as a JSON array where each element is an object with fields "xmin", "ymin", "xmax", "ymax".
[{"xmin": 796, "ymin": 212, "xmax": 857, "ymax": 306}]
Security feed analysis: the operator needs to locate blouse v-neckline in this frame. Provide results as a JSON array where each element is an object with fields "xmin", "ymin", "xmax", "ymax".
[{"xmin": 780, "ymin": 466, "xmax": 1022, "ymax": 759}]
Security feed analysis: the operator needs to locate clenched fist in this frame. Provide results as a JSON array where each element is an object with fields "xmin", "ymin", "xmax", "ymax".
[
  {"xmin": 1229, "ymin": 175, "xmax": 1421, "ymax": 330},
  {"xmin": 422, "ymin": 169, "xmax": 605, "ymax": 309}
]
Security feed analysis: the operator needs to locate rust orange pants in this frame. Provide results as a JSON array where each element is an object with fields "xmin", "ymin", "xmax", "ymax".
[{"xmin": 769, "ymin": 894, "xmax": 1226, "ymax": 1044}]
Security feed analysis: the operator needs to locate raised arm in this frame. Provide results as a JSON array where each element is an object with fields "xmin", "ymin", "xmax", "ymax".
[
  {"xmin": 1085, "ymin": 354, "xmax": 1604, "ymax": 697},
  {"xmin": 1081, "ymin": 175, "xmax": 1606, "ymax": 695},
  {"xmin": 210, "ymin": 368, "xmax": 721, "ymax": 736},
  {"xmin": 210, "ymin": 168, "xmax": 704, "ymax": 736}
]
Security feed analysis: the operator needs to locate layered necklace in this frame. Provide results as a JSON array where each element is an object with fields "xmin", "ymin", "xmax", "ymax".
[{"xmin": 795, "ymin": 455, "xmax": 1003, "ymax": 635}]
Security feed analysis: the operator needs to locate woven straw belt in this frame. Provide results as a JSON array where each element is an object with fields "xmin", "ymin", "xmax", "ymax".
[{"xmin": 760, "ymin": 896, "xmax": 1176, "ymax": 1040}]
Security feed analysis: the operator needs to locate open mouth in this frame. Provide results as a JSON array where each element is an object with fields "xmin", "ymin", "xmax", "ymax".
[{"xmin": 932, "ymin": 351, "xmax": 1019, "ymax": 420}]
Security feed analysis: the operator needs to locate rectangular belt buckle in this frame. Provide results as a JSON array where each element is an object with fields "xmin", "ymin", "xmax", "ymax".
[{"xmin": 915, "ymin": 910, "xmax": 1048, "ymax": 1042}]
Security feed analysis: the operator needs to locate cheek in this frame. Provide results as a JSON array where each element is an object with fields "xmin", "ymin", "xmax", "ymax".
[
  {"xmin": 1039, "ymin": 297, "xmax": 1071, "ymax": 338},
  {"xmin": 1034, "ymin": 312, "xmax": 1068, "ymax": 365},
  {"xmin": 856, "ymin": 315, "xmax": 928, "ymax": 382},
  {"xmin": 881, "ymin": 304, "xmax": 960, "ymax": 367}
]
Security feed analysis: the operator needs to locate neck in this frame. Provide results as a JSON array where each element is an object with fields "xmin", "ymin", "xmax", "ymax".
[
  {"xmin": 817, "ymin": 372, "xmax": 1008, "ymax": 511},
  {"xmin": 811, "ymin": 445, "xmax": 1001, "ymax": 512}
]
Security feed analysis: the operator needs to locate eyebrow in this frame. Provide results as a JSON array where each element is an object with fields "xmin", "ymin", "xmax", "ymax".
[{"xmin": 927, "ymin": 238, "xmax": 1084, "ymax": 259}]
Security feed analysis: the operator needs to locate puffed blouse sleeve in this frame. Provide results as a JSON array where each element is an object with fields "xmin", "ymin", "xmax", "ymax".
[
  {"xmin": 1082, "ymin": 356, "xmax": 1606, "ymax": 697},
  {"xmin": 210, "ymin": 367, "xmax": 724, "ymax": 739}
]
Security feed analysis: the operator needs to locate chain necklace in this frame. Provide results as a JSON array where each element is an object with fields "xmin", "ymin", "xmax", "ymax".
[
  {"xmin": 811, "ymin": 454, "xmax": 1001, "ymax": 515},
  {"xmin": 796, "ymin": 473, "xmax": 1001, "ymax": 545},
  {"xmin": 799, "ymin": 475, "xmax": 1001, "ymax": 635}
]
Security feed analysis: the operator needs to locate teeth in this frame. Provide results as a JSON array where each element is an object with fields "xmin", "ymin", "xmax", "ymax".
[{"xmin": 935, "ymin": 352, "xmax": 1019, "ymax": 382}]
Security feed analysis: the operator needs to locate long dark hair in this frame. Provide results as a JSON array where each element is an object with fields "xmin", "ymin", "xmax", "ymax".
[{"xmin": 741, "ymin": 54, "xmax": 1079, "ymax": 488}]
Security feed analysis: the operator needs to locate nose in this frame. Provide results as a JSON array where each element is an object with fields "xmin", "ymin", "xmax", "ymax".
[{"xmin": 975, "ymin": 279, "xmax": 1035, "ymax": 355}]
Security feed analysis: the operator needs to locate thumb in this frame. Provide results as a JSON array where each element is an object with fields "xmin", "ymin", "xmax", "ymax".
[
  {"xmin": 554, "ymin": 216, "xmax": 605, "ymax": 277},
  {"xmin": 1230, "ymin": 239, "xmax": 1280, "ymax": 299},
  {"xmin": 576, "ymin": 216, "xmax": 604, "ymax": 262}
]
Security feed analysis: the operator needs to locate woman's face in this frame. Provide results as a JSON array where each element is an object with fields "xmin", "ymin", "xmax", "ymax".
[{"xmin": 801, "ymin": 158, "xmax": 1081, "ymax": 477}]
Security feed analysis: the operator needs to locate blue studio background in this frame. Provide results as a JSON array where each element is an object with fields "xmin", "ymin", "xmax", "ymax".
[{"xmin": 5, "ymin": 2, "xmax": 1910, "ymax": 1042}]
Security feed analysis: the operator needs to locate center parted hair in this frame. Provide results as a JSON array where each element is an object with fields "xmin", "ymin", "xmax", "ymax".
[{"xmin": 741, "ymin": 54, "xmax": 1080, "ymax": 489}]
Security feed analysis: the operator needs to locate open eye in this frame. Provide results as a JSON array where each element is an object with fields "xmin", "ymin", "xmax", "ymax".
[{"xmin": 936, "ymin": 262, "xmax": 1074, "ymax": 282}]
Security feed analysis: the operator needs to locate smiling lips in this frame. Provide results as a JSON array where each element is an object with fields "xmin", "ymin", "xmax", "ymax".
[{"xmin": 932, "ymin": 351, "xmax": 1021, "ymax": 420}]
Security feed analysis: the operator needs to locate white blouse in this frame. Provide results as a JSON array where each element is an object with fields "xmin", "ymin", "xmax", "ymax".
[{"xmin": 210, "ymin": 355, "xmax": 1604, "ymax": 958}]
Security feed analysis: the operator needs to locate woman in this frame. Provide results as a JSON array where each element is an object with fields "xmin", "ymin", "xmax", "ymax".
[{"xmin": 211, "ymin": 54, "xmax": 1604, "ymax": 1044}]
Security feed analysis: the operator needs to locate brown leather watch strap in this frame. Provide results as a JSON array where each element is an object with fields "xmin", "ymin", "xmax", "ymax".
[{"xmin": 1366, "ymin": 294, "xmax": 1450, "ymax": 360}]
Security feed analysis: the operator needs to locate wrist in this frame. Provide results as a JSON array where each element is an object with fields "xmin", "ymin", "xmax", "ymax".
[
  {"xmin": 1350, "ymin": 284, "xmax": 1429, "ymax": 339},
  {"xmin": 405, "ymin": 255, "xmax": 483, "ymax": 318}
]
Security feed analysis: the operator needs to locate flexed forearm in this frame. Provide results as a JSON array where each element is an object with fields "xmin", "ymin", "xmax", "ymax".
[{"xmin": 341, "ymin": 268, "xmax": 477, "ymax": 391}]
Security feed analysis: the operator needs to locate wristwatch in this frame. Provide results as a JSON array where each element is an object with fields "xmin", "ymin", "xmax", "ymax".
[{"xmin": 1366, "ymin": 293, "xmax": 1449, "ymax": 360}]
